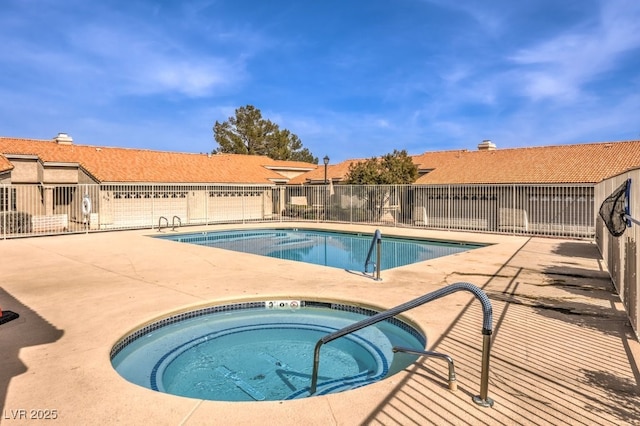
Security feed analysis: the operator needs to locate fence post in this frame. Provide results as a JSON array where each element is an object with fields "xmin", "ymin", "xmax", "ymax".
[
  {"xmin": 512, "ymin": 184, "xmax": 516, "ymax": 234},
  {"xmin": 1, "ymin": 185, "xmax": 5, "ymax": 239},
  {"xmin": 350, "ymin": 186, "xmax": 353, "ymax": 224},
  {"xmin": 447, "ymin": 185, "xmax": 451, "ymax": 230},
  {"xmin": 206, "ymin": 185, "xmax": 210, "ymax": 225},
  {"xmin": 151, "ymin": 184, "xmax": 155, "ymax": 230}
]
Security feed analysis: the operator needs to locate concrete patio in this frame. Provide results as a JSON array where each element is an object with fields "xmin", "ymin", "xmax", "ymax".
[{"xmin": 1, "ymin": 223, "xmax": 639, "ymax": 425}]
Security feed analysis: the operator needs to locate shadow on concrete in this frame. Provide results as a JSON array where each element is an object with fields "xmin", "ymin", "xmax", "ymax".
[
  {"xmin": 360, "ymin": 238, "xmax": 640, "ymax": 425},
  {"xmin": 487, "ymin": 240, "xmax": 626, "ymax": 338},
  {"xmin": 550, "ymin": 241, "xmax": 602, "ymax": 260},
  {"xmin": 543, "ymin": 265, "xmax": 614, "ymax": 300},
  {"xmin": 0, "ymin": 287, "xmax": 64, "ymax": 413},
  {"xmin": 580, "ymin": 369, "xmax": 640, "ymax": 422},
  {"xmin": 494, "ymin": 240, "xmax": 640, "ymax": 424}
]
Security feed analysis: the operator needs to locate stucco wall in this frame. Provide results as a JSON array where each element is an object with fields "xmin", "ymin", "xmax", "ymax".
[
  {"xmin": 6, "ymin": 159, "xmax": 41, "ymax": 183},
  {"xmin": 0, "ymin": 172, "xmax": 10, "ymax": 184},
  {"xmin": 93, "ymin": 186, "xmax": 273, "ymax": 229},
  {"xmin": 43, "ymin": 166, "xmax": 80, "ymax": 184},
  {"xmin": 274, "ymin": 169, "xmax": 312, "ymax": 180},
  {"xmin": 78, "ymin": 169, "xmax": 98, "ymax": 184}
]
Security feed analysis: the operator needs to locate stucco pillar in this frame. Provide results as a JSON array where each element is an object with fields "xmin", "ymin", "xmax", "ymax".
[{"xmin": 44, "ymin": 187, "xmax": 54, "ymax": 215}]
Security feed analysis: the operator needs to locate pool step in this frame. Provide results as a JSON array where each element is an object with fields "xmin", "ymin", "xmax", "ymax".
[
  {"xmin": 274, "ymin": 237, "xmax": 314, "ymax": 247},
  {"xmin": 285, "ymin": 371, "xmax": 377, "ymax": 400},
  {"xmin": 215, "ymin": 366, "xmax": 265, "ymax": 401},
  {"xmin": 259, "ymin": 352, "xmax": 290, "ymax": 369}
]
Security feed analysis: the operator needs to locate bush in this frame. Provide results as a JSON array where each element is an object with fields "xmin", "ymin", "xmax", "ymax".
[
  {"xmin": 0, "ymin": 211, "xmax": 32, "ymax": 235},
  {"xmin": 284, "ymin": 204, "xmax": 310, "ymax": 218}
]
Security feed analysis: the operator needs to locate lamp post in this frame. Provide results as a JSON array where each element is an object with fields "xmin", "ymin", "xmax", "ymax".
[{"xmin": 323, "ymin": 155, "xmax": 329, "ymax": 185}]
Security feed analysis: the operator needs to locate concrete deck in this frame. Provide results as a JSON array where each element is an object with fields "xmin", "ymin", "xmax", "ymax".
[{"xmin": 1, "ymin": 223, "xmax": 639, "ymax": 425}]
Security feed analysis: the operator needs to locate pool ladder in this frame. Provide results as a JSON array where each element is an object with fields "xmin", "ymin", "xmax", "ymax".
[
  {"xmin": 172, "ymin": 215, "xmax": 181, "ymax": 231},
  {"xmin": 364, "ymin": 229, "xmax": 382, "ymax": 281},
  {"xmin": 157, "ymin": 215, "xmax": 181, "ymax": 232},
  {"xmin": 309, "ymin": 282, "xmax": 495, "ymax": 408},
  {"xmin": 157, "ymin": 216, "xmax": 168, "ymax": 231}
]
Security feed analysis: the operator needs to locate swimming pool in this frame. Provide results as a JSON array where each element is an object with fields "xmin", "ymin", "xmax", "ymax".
[
  {"xmin": 111, "ymin": 300, "xmax": 425, "ymax": 401},
  {"xmin": 157, "ymin": 229, "xmax": 482, "ymax": 271}
]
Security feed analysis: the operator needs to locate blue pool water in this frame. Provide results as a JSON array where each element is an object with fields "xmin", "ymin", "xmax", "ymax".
[
  {"xmin": 157, "ymin": 229, "xmax": 482, "ymax": 271},
  {"xmin": 111, "ymin": 301, "xmax": 425, "ymax": 401}
]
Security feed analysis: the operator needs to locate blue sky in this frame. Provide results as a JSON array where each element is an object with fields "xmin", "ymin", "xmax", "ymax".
[{"xmin": 1, "ymin": 0, "xmax": 639, "ymax": 163}]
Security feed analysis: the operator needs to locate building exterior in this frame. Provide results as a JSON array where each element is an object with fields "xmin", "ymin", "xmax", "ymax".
[
  {"xmin": 289, "ymin": 139, "xmax": 640, "ymax": 185},
  {"xmin": 4, "ymin": 133, "xmax": 639, "ymax": 346},
  {"xmin": 0, "ymin": 134, "xmax": 317, "ymax": 232},
  {"xmin": 288, "ymin": 139, "xmax": 640, "ymax": 236},
  {"xmin": 3, "ymin": 134, "xmax": 640, "ymax": 238}
]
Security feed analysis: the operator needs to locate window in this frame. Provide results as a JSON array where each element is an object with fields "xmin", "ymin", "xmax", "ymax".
[
  {"xmin": 54, "ymin": 187, "xmax": 75, "ymax": 206},
  {"xmin": 0, "ymin": 187, "xmax": 17, "ymax": 211}
]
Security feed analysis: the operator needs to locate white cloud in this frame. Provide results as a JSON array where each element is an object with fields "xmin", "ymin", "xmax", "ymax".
[
  {"xmin": 0, "ymin": 3, "xmax": 252, "ymax": 100},
  {"xmin": 66, "ymin": 25, "xmax": 246, "ymax": 98},
  {"xmin": 510, "ymin": 0, "xmax": 640, "ymax": 101},
  {"xmin": 132, "ymin": 57, "xmax": 242, "ymax": 98}
]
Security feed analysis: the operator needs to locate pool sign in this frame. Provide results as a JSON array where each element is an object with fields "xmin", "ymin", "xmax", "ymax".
[{"xmin": 266, "ymin": 300, "xmax": 301, "ymax": 310}]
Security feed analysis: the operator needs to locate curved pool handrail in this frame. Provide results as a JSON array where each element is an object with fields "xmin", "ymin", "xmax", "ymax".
[
  {"xmin": 309, "ymin": 281, "xmax": 494, "ymax": 408},
  {"xmin": 172, "ymin": 215, "xmax": 182, "ymax": 231},
  {"xmin": 364, "ymin": 229, "xmax": 382, "ymax": 280},
  {"xmin": 158, "ymin": 216, "xmax": 168, "ymax": 232}
]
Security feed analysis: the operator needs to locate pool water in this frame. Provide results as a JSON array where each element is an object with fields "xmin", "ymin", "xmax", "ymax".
[
  {"xmin": 111, "ymin": 301, "xmax": 425, "ymax": 401},
  {"xmin": 157, "ymin": 229, "xmax": 481, "ymax": 271}
]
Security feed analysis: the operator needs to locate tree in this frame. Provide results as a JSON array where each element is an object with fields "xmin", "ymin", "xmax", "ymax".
[
  {"xmin": 344, "ymin": 149, "xmax": 418, "ymax": 221},
  {"xmin": 344, "ymin": 149, "xmax": 418, "ymax": 184},
  {"xmin": 213, "ymin": 105, "xmax": 318, "ymax": 163}
]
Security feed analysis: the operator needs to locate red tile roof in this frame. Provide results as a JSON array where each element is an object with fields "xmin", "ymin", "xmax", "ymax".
[
  {"xmin": 291, "ymin": 141, "xmax": 640, "ymax": 185},
  {"xmin": 288, "ymin": 159, "xmax": 366, "ymax": 184},
  {"xmin": 414, "ymin": 141, "xmax": 640, "ymax": 184},
  {"xmin": 0, "ymin": 154, "xmax": 13, "ymax": 174},
  {"xmin": 266, "ymin": 159, "xmax": 318, "ymax": 170},
  {"xmin": 0, "ymin": 137, "xmax": 313, "ymax": 184},
  {"xmin": 4, "ymin": 136, "xmax": 640, "ymax": 185}
]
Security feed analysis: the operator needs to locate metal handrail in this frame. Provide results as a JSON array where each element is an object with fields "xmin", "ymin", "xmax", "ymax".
[
  {"xmin": 392, "ymin": 346, "xmax": 457, "ymax": 391},
  {"xmin": 157, "ymin": 216, "xmax": 168, "ymax": 231},
  {"xmin": 309, "ymin": 282, "xmax": 495, "ymax": 408},
  {"xmin": 364, "ymin": 229, "xmax": 382, "ymax": 281},
  {"xmin": 172, "ymin": 215, "xmax": 181, "ymax": 231}
]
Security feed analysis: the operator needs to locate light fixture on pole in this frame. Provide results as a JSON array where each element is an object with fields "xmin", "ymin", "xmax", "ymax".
[{"xmin": 323, "ymin": 155, "xmax": 329, "ymax": 185}]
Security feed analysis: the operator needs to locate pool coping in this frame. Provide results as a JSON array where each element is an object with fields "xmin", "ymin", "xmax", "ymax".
[
  {"xmin": 109, "ymin": 298, "xmax": 426, "ymax": 361},
  {"xmin": 113, "ymin": 299, "xmax": 425, "ymax": 401},
  {"xmin": 152, "ymin": 226, "xmax": 488, "ymax": 272},
  {"xmin": 1, "ymin": 222, "xmax": 639, "ymax": 425}
]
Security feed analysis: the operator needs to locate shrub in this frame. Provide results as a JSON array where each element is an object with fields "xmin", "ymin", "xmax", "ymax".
[
  {"xmin": 284, "ymin": 204, "xmax": 309, "ymax": 218},
  {"xmin": 0, "ymin": 211, "xmax": 32, "ymax": 235}
]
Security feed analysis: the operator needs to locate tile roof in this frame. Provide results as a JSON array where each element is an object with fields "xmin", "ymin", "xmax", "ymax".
[
  {"xmin": 4, "ymin": 136, "xmax": 640, "ymax": 185},
  {"xmin": 288, "ymin": 158, "xmax": 366, "ymax": 184},
  {"xmin": 0, "ymin": 137, "xmax": 307, "ymax": 184},
  {"xmin": 265, "ymin": 159, "xmax": 318, "ymax": 170},
  {"xmin": 0, "ymin": 154, "xmax": 13, "ymax": 173},
  {"xmin": 414, "ymin": 141, "xmax": 640, "ymax": 184},
  {"xmin": 291, "ymin": 141, "xmax": 640, "ymax": 185}
]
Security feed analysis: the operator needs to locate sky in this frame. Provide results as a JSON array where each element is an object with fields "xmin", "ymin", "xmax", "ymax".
[{"xmin": 1, "ymin": 0, "xmax": 639, "ymax": 164}]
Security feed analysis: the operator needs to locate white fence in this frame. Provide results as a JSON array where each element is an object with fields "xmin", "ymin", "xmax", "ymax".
[
  {"xmin": 1, "ymin": 183, "xmax": 595, "ymax": 239},
  {"xmin": 595, "ymin": 170, "xmax": 640, "ymax": 339}
]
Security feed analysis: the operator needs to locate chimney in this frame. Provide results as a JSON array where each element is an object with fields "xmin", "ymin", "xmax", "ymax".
[
  {"xmin": 477, "ymin": 140, "xmax": 496, "ymax": 151},
  {"xmin": 54, "ymin": 133, "xmax": 73, "ymax": 145}
]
